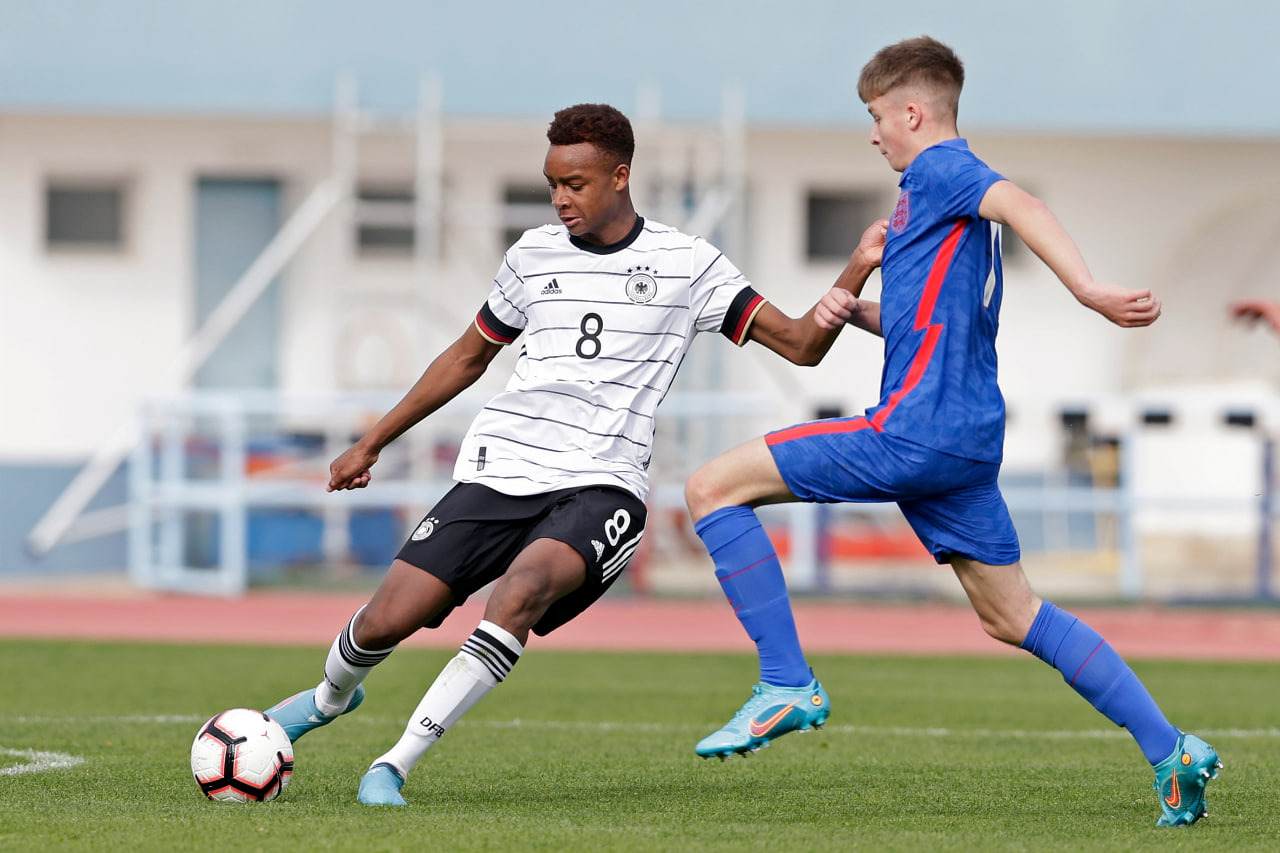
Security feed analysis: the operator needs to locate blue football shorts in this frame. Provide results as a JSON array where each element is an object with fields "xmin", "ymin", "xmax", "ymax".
[{"xmin": 765, "ymin": 417, "xmax": 1020, "ymax": 566}]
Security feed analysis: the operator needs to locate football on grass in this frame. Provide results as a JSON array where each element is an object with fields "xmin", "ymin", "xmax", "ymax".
[{"xmin": 190, "ymin": 708, "xmax": 294, "ymax": 802}]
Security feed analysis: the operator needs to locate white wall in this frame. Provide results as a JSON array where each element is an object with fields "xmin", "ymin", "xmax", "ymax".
[
  {"xmin": 2, "ymin": 112, "xmax": 1277, "ymax": 479},
  {"xmin": 0, "ymin": 114, "xmax": 331, "ymax": 460}
]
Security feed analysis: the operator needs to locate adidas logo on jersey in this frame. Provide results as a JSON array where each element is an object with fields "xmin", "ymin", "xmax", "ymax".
[
  {"xmin": 540, "ymin": 278, "xmax": 562, "ymax": 295},
  {"xmin": 591, "ymin": 540, "xmax": 605, "ymax": 561}
]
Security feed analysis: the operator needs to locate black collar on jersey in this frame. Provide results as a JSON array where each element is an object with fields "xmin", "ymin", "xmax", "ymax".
[{"xmin": 569, "ymin": 216, "xmax": 645, "ymax": 255}]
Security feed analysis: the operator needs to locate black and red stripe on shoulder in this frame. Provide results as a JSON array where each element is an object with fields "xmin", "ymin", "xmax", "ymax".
[
  {"xmin": 475, "ymin": 303, "xmax": 522, "ymax": 345},
  {"xmin": 721, "ymin": 286, "xmax": 767, "ymax": 346}
]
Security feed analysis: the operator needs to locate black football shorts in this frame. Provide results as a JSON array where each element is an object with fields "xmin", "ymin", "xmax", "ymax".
[{"xmin": 396, "ymin": 481, "xmax": 647, "ymax": 635}]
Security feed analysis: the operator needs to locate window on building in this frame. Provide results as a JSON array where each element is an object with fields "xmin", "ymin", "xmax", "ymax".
[
  {"xmin": 355, "ymin": 185, "xmax": 416, "ymax": 255},
  {"xmin": 501, "ymin": 183, "xmax": 554, "ymax": 250},
  {"xmin": 45, "ymin": 181, "xmax": 127, "ymax": 249},
  {"xmin": 805, "ymin": 189, "xmax": 887, "ymax": 262}
]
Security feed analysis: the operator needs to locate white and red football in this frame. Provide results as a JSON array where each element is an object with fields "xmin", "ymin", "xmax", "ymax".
[{"xmin": 190, "ymin": 708, "xmax": 294, "ymax": 802}]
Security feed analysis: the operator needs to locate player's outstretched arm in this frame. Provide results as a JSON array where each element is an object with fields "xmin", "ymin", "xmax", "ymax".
[
  {"xmin": 1230, "ymin": 299, "xmax": 1280, "ymax": 335},
  {"xmin": 747, "ymin": 219, "xmax": 886, "ymax": 364},
  {"xmin": 978, "ymin": 181, "xmax": 1161, "ymax": 328},
  {"xmin": 328, "ymin": 324, "xmax": 503, "ymax": 491}
]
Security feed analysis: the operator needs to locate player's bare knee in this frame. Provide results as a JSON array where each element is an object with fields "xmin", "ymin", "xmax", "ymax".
[
  {"xmin": 684, "ymin": 466, "xmax": 724, "ymax": 522},
  {"xmin": 498, "ymin": 572, "xmax": 552, "ymax": 608},
  {"xmin": 352, "ymin": 606, "xmax": 411, "ymax": 650},
  {"xmin": 977, "ymin": 612, "xmax": 1023, "ymax": 646},
  {"xmin": 484, "ymin": 578, "xmax": 556, "ymax": 637},
  {"xmin": 494, "ymin": 563, "xmax": 572, "ymax": 615}
]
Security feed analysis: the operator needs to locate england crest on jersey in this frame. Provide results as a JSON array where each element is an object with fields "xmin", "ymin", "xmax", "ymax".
[{"xmin": 891, "ymin": 190, "xmax": 911, "ymax": 233}]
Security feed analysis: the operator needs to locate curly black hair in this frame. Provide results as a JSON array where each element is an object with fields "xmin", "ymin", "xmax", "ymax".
[{"xmin": 547, "ymin": 103, "xmax": 635, "ymax": 166}]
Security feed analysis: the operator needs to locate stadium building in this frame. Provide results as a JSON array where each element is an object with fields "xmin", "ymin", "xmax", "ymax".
[{"xmin": 1, "ymin": 1, "xmax": 1277, "ymax": 600}]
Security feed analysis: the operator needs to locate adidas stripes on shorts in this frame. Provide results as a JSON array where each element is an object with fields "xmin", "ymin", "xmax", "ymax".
[{"xmin": 396, "ymin": 482, "xmax": 647, "ymax": 635}]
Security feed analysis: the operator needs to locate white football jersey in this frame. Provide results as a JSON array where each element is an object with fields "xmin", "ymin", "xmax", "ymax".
[{"xmin": 457, "ymin": 217, "xmax": 766, "ymax": 501}]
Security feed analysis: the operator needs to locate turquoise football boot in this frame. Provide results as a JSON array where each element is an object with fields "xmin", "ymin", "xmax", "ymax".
[
  {"xmin": 358, "ymin": 763, "xmax": 407, "ymax": 806},
  {"xmin": 265, "ymin": 684, "xmax": 365, "ymax": 743},
  {"xmin": 1153, "ymin": 732, "xmax": 1222, "ymax": 827},
  {"xmin": 696, "ymin": 677, "xmax": 830, "ymax": 759}
]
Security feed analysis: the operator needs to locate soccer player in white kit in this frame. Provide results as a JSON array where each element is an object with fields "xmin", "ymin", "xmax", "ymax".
[{"xmin": 264, "ymin": 103, "xmax": 887, "ymax": 805}]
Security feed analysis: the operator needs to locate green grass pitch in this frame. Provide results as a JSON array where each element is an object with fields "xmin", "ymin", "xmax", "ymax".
[{"xmin": 3, "ymin": 638, "xmax": 1279, "ymax": 852}]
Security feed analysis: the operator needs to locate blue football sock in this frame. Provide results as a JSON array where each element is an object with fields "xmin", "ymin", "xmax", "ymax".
[
  {"xmin": 695, "ymin": 505, "xmax": 810, "ymax": 687},
  {"xmin": 1021, "ymin": 600, "xmax": 1179, "ymax": 764}
]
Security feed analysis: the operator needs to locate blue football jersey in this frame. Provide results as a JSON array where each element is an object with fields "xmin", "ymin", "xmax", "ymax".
[{"xmin": 867, "ymin": 139, "xmax": 1007, "ymax": 463}]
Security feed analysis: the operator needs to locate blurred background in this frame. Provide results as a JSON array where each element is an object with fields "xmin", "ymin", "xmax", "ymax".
[{"xmin": 2, "ymin": 0, "xmax": 1278, "ymax": 603}]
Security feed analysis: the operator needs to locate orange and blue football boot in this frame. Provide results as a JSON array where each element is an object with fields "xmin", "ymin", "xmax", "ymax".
[
  {"xmin": 1153, "ymin": 731, "xmax": 1222, "ymax": 826},
  {"xmin": 696, "ymin": 677, "xmax": 829, "ymax": 759}
]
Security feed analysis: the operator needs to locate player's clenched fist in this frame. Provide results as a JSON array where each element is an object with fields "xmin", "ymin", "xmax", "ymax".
[
  {"xmin": 328, "ymin": 445, "xmax": 378, "ymax": 491},
  {"xmin": 1074, "ymin": 282, "xmax": 1162, "ymax": 328},
  {"xmin": 815, "ymin": 288, "xmax": 860, "ymax": 330}
]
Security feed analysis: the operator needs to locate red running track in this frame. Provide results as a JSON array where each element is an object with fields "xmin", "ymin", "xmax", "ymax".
[{"xmin": 3, "ymin": 589, "xmax": 1280, "ymax": 660}]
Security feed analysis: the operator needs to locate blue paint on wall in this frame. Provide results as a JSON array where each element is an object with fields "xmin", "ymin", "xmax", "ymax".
[
  {"xmin": 0, "ymin": 463, "xmax": 128, "ymax": 576},
  {"xmin": 194, "ymin": 178, "xmax": 281, "ymax": 390}
]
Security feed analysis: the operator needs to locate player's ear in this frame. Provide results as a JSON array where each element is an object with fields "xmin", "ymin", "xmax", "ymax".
[
  {"xmin": 613, "ymin": 162, "xmax": 630, "ymax": 192},
  {"xmin": 905, "ymin": 100, "xmax": 923, "ymax": 131}
]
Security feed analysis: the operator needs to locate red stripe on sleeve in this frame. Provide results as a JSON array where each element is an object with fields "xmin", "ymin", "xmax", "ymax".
[
  {"xmin": 729, "ymin": 293, "xmax": 766, "ymax": 345},
  {"xmin": 474, "ymin": 312, "xmax": 516, "ymax": 345}
]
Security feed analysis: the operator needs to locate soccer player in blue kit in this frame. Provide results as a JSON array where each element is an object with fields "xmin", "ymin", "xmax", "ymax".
[{"xmin": 686, "ymin": 36, "xmax": 1222, "ymax": 826}]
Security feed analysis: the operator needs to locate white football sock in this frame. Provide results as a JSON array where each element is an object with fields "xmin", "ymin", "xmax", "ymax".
[
  {"xmin": 374, "ymin": 620, "xmax": 523, "ymax": 777},
  {"xmin": 315, "ymin": 606, "xmax": 397, "ymax": 717}
]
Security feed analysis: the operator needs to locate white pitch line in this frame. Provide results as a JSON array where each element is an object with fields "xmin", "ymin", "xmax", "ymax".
[
  {"xmin": 0, "ymin": 747, "xmax": 85, "ymax": 776},
  {"xmin": 0, "ymin": 715, "xmax": 207, "ymax": 725},
  {"xmin": 2, "ymin": 716, "xmax": 1277, "ymax": 742},
  {"xmin": 463, "ymin": 721, "xmax": 1280, "ymax": 741}
]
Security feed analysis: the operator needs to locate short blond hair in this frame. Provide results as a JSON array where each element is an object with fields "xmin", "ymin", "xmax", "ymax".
[{"xmin": 857, "ymin": 36, "xmax": 964, "ymax": 120}]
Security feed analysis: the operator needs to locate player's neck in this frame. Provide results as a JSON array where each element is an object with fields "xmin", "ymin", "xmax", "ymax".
[
  {"xmin": 580, "ymin": 206, "xmax": 638, "ymax": 246},
  {"xmin": 920, "ymin": 122, "xmax": 959, "ymax": 147},
  {"xmin": 903, "ymin": 128, "xmax": 961, "ymax": 169}
]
